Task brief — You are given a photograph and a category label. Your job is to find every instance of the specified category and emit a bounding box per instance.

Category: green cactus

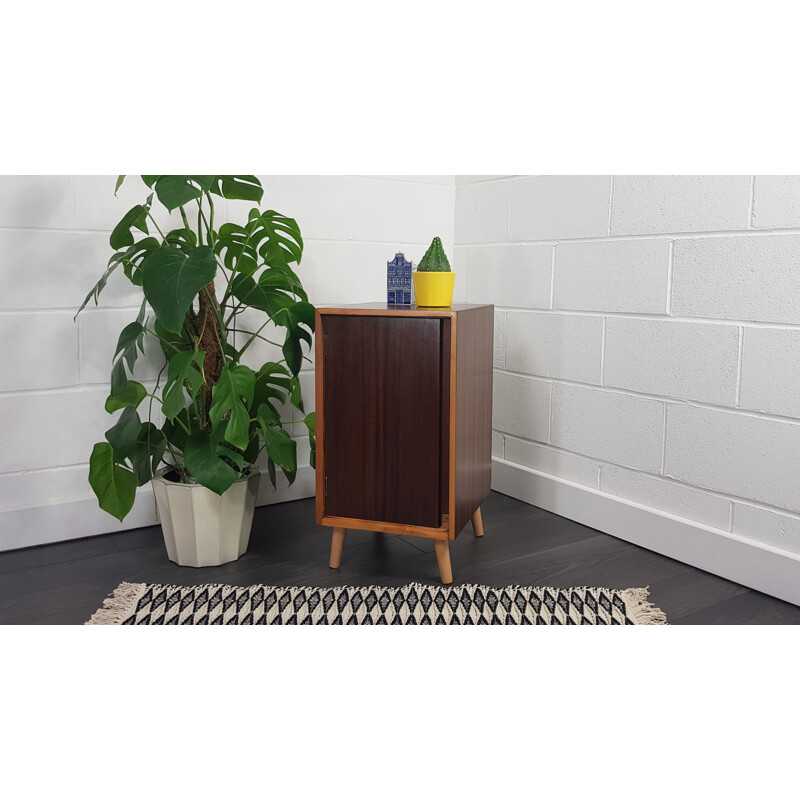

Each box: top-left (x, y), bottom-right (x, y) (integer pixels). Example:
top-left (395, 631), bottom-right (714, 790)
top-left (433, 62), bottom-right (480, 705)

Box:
top-left (417, 236), bottom-right (451, 272)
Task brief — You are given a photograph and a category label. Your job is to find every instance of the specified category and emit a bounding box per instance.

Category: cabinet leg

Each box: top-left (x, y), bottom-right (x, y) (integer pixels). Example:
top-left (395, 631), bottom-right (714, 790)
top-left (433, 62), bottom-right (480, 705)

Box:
top-left (472, 507), bottom-right (484, 537)
top-left (329, 527), bottom-right (346, 568)
top-left (434, 540), bottom-right (453, 585)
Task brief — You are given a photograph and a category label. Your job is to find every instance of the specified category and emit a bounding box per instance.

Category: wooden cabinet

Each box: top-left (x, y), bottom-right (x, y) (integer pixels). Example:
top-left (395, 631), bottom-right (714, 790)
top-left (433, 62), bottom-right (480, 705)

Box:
top-left (315, 303), bottom-right (494, 583)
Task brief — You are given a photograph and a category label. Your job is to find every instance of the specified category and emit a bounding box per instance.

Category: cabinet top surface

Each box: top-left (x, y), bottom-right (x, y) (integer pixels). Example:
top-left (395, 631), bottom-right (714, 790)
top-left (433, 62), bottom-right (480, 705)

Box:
top-left (317, 302), bottom-right (492, 318)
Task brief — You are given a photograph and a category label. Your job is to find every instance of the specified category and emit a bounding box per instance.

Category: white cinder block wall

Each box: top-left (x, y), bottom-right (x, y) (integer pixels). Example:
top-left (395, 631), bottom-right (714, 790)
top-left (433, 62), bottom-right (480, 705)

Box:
top-left (0, 175), bottom-right (456, 550)
top-left (459, 175), bottom-right (800, 603)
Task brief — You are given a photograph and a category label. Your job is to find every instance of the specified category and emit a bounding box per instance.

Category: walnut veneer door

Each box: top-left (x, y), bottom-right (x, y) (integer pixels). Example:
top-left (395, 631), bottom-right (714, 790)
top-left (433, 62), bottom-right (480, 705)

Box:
top-left (323, 315), bottom-right (442, 527)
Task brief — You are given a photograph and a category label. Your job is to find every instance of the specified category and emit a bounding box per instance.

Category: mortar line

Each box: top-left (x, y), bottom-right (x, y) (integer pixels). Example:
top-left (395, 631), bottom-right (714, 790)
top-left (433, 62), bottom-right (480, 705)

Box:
top-left (734, 326), bottom-right (745, 408)
top-left (607, 176), bottom-right (614, 236)
top-left (666, 240), bottom-right (674, 315)
top-left (660, 403), bottom-right (669, 475)
top-left (600, 317), bottom-right (607, 386)
top-left (493, 366), bottom-right (800, 426)
top-left (748, 175), bottom-right (756, 228)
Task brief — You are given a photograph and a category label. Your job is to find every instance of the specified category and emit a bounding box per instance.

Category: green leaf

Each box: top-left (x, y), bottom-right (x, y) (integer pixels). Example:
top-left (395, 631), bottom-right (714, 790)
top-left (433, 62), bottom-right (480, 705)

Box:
top-left (249, 209), bottom-right (303, 268)
top-left (257, 401), bottom-right (280, 427)
top-left (211, 175), bottom-right (263, 203)
top-left (104, 407), bottom-right (141, 462)
top-left (141, 245), bottom-right (217, 333)
top-left (105, 381), bottom-right (146, 413)
top-left (110, 358), bottom-right (128, 396)
top-left (162, 350), bottom-right (206, 420)
top-left (114, 321), bottom-right (145, 372)
top-left (304, 412), bottom-right (316, 470)
top-left (252, 362), bottom-right (291, 411)
top-left (209, 364), bottom-right (255, 449)
top-left (141, 175), bottom-right (160, 188)
top-left (161, 408), bottom-right (190, 453)
top-left (183, 426), bottom-right (240, 495)
top-left (88, 442), bottom-right (138, 521)
top-left (228, 273), bottom-right (294, 318)
top-left (288, 375), bottom-right (304, 413)
top-left (130, 422), bottom-right (167, 486)
top-left (114, 175), bottom-right (126, 195)
top-left (215, 223), bottom-right (258, 275)
top-left (153, 175), bottom-right (204, 211)
top-left (261, 425), bottom-right (297, 474)
top-left (110, 203), bottom-right (150, 250)
top-left (164, 227), bottom-right (198, 252)
top-left (74, 251), bottom-right (126, 318)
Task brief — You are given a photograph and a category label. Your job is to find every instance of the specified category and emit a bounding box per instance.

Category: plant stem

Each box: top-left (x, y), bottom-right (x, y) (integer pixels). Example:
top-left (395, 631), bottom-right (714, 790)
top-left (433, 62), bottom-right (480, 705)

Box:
top-left (147, 212), bottom-right (166, 241)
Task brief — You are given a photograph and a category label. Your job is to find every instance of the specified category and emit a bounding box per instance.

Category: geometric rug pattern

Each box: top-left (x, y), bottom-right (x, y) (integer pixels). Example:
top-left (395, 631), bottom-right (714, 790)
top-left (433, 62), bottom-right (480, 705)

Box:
top-left (86, 582), bottom-right (667, 625)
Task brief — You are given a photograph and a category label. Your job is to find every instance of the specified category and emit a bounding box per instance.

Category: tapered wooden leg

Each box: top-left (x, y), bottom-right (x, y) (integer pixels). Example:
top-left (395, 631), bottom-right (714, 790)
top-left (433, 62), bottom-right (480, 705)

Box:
top-left (434, 540), bottom-right (453, 585)
top-left (329, 527), bottom-right (346, 568)
top-left (471, 507), bottom-right (484, 537)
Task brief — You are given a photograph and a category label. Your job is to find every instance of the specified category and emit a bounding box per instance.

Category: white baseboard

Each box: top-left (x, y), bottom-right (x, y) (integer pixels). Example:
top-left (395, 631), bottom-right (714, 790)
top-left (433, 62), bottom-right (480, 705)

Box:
top-left (492, 457), bottom-right (800, 607)
top-left (0, 466), bottom-right (316, 552)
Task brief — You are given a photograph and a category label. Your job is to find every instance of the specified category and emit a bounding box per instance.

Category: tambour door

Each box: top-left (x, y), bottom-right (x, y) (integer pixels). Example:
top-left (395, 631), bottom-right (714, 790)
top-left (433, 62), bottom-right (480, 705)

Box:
top-left (322, 315), bottom-right (443, 528)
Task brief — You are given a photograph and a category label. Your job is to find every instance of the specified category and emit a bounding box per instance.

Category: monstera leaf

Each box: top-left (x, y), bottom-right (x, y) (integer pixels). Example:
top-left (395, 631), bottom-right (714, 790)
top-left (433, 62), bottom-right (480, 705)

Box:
top-left (162, 350), bottom-right (206, 420)
top-left (210, 175), bottom-right (263, 203)
top-left (183, 422), bottom-right (244, 495)
top-left (151, 175), bottom-right (215, 211)
top-left (88, 442), bottom-right (138, 521)
top-left (141, 245), bottom-right (217, 333)
top-left (209, 364), bottom-right (255, 449)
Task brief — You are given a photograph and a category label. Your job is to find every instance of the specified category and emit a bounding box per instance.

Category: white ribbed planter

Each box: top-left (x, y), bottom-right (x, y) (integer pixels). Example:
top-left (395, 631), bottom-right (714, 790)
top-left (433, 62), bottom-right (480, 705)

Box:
top-left (151, 469), bottom-right (261, 568)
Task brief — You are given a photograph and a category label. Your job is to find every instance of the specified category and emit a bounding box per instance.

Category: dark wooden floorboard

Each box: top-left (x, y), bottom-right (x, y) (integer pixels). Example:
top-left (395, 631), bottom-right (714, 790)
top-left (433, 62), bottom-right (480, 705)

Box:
top-left (1, 490), bottom-right (799, 624)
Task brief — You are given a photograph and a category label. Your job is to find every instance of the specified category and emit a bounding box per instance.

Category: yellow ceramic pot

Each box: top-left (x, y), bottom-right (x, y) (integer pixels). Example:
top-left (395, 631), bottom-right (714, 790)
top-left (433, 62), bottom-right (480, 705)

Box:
top-left (413, 271), bottom-right (456, 307)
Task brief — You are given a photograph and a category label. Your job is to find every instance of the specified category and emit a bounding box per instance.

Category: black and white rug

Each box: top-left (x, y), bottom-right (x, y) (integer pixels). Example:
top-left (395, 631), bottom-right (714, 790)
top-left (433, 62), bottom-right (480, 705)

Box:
top-left (86, 582), bottom-right (667, 625)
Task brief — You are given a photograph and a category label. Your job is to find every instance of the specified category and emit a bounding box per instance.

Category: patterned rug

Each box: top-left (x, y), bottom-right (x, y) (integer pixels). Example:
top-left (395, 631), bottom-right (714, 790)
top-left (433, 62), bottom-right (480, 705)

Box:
top-left (86, 582), bottom-right (667, 625)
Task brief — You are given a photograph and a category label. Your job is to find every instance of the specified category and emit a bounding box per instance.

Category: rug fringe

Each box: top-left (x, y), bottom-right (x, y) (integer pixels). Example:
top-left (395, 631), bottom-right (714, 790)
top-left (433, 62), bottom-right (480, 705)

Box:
top-left (620, 587), bottom-right (668, 626)
top-left (85, 582), bottom-right (148, 625)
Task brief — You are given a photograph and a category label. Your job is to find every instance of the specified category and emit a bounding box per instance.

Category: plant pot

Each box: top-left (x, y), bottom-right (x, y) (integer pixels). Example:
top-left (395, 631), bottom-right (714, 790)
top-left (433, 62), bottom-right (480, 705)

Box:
top-left (413, 271), bottom-right (456, 307)
top-left (151, 468), bottom-right (261, 567)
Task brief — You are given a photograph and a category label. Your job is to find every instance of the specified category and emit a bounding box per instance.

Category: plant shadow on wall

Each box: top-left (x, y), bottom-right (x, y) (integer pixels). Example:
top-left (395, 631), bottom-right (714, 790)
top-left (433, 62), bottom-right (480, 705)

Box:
top-left (75, 176), bottom-right (315, 566)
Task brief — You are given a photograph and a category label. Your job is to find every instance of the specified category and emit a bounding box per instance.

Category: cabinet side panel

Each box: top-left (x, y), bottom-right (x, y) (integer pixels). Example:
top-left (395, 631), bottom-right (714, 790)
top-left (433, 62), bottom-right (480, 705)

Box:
top-left (323, 315), bottom-right (442, 527)
top-left (453, 305), bottom-right (494, 536)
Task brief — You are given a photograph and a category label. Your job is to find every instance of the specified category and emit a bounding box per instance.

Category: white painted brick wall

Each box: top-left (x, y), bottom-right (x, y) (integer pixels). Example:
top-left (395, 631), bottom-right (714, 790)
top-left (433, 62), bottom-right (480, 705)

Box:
top-left (494, 310), bottom-right (506, 369)
top-left (600, 464), bottom-right (731, 530)
top-left (0, 175), bottom-right (74, 229)
top-left (466, 244), bottom-right (552, 309)
top-left (672, 234), bottom-right (800, 323)
top-left (455, 180), bottom-right (511, 244)
top-left (739, 327), bottom-right (800, 418)
top-left (554, 239), bottom-right (671, 313)
top-left (611, 176), bottom-right (751, 235)
top-left (0, 312), bottom-right (80, 390)
top-left (603, 318), bottom-right (740, 405)
top-left (550, 384), bottom-right (664, 472)
top-left (510, 176), bottom-right (611, 241)
top-left (492, 371), bottom-right (550, 442)
top-left (664, 404), bottom-right (800, 513)
top-left (1, 175), bottom-right (456, 549)
top-left (732, 503), bottom-right (800, 555)
top-left (458, 175), bottom-right (800, 566)
top-left (751, 176), bottom-right (800, 229)
top-left (505, 311), bottom-right (603, 384)
top-left (504, 437), bottom-right (600, 488)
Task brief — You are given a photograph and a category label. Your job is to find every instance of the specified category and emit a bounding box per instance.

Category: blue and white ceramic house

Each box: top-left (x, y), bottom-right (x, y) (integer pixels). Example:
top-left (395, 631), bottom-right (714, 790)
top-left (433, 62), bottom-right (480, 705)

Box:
top-left (387, 252), bottom-right (413, 305)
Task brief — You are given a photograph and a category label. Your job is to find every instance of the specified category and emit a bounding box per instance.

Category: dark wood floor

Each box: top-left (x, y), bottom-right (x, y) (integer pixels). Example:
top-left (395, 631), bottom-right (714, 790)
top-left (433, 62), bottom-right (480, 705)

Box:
top-left (2, 490), bottom-right (799, 624)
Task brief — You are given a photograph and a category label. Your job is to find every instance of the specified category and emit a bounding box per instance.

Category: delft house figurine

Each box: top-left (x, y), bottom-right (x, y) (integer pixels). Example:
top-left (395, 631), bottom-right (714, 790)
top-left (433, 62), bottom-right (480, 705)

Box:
top-left (387, 252), bottom-right (414, 305)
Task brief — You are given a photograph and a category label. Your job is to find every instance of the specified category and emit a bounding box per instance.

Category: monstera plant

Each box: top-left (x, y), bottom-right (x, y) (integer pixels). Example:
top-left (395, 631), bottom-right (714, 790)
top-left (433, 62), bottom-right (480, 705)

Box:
top-left (76, 175), bottom-right (315, 531)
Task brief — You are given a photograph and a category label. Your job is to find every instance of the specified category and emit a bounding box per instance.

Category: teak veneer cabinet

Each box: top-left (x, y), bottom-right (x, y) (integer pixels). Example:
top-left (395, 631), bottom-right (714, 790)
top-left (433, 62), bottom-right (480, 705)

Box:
top-left (315, 303), bottom-right (494, 584)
